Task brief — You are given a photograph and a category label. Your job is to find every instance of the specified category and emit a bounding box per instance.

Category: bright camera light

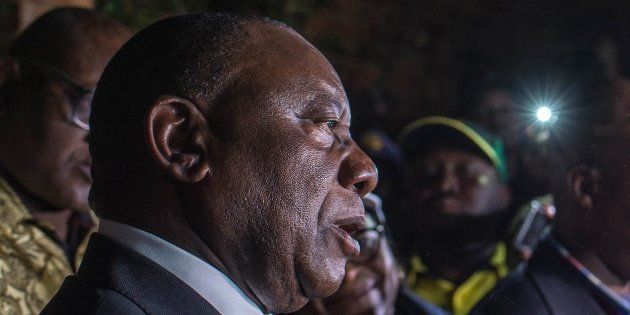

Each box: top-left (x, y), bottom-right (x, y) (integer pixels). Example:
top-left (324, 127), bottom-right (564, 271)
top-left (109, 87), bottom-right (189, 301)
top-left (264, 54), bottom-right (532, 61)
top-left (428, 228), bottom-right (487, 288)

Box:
top-left (536, 106), bottom-right (552, 122)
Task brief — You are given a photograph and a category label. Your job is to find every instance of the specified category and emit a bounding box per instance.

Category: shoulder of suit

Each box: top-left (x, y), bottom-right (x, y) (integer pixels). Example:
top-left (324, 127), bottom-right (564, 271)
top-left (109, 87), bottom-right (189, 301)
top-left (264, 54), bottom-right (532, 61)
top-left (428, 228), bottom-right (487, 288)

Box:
top-left (42, 275), bottom-right (146, 315)
top-left (470, 265), bottom-right (550, 315)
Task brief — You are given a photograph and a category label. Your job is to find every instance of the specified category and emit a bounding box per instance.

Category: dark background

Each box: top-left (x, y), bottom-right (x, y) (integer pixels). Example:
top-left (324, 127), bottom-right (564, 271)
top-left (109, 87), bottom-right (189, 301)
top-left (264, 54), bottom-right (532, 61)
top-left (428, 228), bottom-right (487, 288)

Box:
top-left (3, 0), bottom-right (630, 137)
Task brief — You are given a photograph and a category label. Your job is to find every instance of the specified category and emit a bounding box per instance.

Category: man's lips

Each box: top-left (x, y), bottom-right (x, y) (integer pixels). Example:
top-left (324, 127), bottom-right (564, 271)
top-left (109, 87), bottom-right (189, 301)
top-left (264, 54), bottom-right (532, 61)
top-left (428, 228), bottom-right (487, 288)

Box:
top-left (331, 216), bottom-right (363, 257)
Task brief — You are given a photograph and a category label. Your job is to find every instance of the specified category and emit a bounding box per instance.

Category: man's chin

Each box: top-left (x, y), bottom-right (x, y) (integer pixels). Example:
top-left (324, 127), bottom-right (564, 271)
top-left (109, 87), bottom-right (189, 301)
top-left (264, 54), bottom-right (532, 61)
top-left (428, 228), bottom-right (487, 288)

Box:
top-left (263, 290), bottom-right (309, 314)
top-left (44, 190), bottom-right (90, 213)
top-left (306, 276), bottom-right (345, 300)
top-left (66, 193), bottom-right (92, 212)
top-left (258, 259), bottom-right (344, 313)
top-left (297, 260), bottom-right (346, 299)
top-left (48, 178), bottom-right (91, 211)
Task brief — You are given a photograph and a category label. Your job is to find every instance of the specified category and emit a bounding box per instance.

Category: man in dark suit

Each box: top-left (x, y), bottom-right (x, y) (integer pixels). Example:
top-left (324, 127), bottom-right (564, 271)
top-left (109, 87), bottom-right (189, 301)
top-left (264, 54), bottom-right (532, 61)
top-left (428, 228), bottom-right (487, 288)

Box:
top-left (472, 62), bottom-right (630, 315)
top-left (43, 13), bottom-right (377, 314)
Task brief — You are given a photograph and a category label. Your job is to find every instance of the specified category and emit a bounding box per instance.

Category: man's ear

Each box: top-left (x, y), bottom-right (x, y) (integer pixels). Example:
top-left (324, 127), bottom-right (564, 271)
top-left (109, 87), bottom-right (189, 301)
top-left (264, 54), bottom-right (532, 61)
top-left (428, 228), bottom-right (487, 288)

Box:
top-left (145, 95), bottom-right (211, 183)
top-left (567, 164), bottom-right (601, 209)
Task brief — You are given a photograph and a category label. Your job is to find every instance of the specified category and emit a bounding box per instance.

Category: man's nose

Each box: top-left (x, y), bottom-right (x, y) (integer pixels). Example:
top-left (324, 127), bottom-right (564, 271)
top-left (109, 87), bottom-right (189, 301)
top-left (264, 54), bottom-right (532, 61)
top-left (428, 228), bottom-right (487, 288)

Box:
top-left (438, 169), bottom-right (459, 193)
top-left (338, 144), bottom-right (378, 196)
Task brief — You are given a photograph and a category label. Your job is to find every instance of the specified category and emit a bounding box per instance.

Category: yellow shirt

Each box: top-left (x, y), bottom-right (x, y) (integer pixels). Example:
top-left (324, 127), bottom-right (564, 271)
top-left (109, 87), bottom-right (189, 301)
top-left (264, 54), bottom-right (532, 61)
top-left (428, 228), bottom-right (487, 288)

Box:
top-left (407, 243), bottom-right (509, 315)
top-left (0, 175), bottom-right (90, 315)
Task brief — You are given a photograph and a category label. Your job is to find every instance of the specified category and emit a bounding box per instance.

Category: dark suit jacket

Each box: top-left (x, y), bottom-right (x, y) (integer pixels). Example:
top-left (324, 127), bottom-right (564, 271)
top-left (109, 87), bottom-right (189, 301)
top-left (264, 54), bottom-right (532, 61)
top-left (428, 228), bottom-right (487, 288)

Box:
top-left (41, 233), bottom-right (221, 315)
top-left (395, 286), bottom-right (447, 315)
top-left (471, 238), bottom-right (613, 315)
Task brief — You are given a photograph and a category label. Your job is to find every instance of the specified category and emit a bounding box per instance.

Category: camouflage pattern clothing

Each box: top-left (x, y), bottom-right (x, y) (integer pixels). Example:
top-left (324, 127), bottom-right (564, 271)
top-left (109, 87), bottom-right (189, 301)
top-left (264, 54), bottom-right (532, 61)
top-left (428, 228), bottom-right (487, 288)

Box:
top-left (0, 175), bottom-right (92, 315)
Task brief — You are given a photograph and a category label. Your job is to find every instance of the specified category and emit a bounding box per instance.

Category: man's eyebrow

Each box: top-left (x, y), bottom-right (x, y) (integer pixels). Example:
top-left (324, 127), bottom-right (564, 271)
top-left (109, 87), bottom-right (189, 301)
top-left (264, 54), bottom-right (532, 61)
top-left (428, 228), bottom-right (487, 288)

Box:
top-left (294, 80), bottom-right (349, 118)
top-left (319, 80), bottom-right (348, 107)
top-left (320, 80), bottom-right (347, 103)
top-left (305, 94), bottom-right (345, 116)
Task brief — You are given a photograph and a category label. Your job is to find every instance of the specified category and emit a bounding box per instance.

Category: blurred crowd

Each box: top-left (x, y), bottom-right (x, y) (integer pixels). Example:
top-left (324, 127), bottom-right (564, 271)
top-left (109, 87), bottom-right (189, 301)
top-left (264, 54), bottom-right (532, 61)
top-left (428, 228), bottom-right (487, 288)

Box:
top-left (0, 6), bottom-right (628, 315)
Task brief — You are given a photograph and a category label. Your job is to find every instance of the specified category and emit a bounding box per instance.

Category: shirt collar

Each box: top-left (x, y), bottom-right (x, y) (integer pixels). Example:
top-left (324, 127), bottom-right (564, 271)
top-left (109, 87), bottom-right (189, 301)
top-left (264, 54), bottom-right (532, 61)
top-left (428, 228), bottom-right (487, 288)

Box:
top-left (98, 219), bottom-right (268, 315)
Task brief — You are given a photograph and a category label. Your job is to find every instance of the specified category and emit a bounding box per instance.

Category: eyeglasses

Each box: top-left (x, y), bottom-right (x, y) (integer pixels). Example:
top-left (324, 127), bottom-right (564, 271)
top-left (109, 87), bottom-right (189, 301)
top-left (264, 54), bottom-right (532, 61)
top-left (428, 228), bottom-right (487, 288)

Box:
top-left (15, 57), bottom-right (94, 131)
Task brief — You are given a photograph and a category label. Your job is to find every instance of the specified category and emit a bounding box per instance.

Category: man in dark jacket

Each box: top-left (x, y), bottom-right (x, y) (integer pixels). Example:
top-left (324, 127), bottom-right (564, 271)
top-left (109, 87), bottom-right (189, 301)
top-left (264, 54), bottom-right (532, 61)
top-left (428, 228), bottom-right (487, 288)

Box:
top-left (43, 13), bottom-right (377, 314)
top-left (390, 117), bottom-right (512, 315)
top-left (472, 64), bottom-right (630, 315)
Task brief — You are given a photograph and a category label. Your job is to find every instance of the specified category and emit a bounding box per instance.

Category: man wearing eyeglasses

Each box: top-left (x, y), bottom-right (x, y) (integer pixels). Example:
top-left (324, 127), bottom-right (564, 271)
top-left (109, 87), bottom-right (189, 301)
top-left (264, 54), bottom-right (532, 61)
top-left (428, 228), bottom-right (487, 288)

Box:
top-left (0, 8), bottom-right (130, 314)
top-left (390, 117), bottom-right (512, 315)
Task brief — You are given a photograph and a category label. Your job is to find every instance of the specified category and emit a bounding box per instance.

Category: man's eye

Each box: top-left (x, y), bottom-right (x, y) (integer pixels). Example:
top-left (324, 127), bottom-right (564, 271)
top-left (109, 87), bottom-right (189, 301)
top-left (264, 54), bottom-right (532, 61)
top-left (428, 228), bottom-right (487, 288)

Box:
top-left (326, 120), bottom-right (338, 129)
top-left (315, 119), bottom-right (338, 130)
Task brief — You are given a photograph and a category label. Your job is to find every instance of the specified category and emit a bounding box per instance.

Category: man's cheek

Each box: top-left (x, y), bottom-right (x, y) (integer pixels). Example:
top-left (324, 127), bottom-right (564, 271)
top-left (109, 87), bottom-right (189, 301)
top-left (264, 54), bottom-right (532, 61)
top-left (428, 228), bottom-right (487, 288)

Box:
top-left (307, 128), bottom-right (336, 148)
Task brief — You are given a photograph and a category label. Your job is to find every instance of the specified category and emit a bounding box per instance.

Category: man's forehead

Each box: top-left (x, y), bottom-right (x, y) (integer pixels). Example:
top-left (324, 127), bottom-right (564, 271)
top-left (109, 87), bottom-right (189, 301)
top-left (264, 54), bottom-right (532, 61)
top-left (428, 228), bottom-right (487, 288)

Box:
top-left (28, 34), bottom-right (128, 88)
top-left (242, 22), bottom-right (340, 77)
top-left (222, 22), bottom-right (348, 110)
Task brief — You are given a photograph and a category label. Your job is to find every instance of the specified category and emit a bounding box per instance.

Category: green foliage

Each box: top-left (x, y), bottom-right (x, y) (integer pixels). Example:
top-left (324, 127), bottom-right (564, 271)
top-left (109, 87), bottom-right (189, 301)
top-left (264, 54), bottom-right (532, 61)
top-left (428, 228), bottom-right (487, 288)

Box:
top-left (96, 0), bottom-right (194, 30)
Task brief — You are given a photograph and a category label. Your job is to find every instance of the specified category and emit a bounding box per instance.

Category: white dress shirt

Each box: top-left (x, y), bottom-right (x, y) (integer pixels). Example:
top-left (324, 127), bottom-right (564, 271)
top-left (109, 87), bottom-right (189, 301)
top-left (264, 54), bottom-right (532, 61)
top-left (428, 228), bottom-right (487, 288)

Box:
top-left (99, 219), bottom-right (266, 315)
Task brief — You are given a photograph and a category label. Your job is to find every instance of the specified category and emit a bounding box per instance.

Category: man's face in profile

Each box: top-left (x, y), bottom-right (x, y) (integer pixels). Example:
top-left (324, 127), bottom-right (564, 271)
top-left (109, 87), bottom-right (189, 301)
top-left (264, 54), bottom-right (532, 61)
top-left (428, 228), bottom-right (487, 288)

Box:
top-left (187, 23), bottom-right (376, 312)
top-left (587, 92), bottom-right (630, 280)
top-left (1, 38), bottom-right (125, 212)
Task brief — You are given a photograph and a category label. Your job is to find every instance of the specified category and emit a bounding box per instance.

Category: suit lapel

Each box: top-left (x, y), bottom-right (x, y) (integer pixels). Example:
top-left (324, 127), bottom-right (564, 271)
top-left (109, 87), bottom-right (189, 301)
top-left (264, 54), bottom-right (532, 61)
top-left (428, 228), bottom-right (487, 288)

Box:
top-left (528, 240), bottom-right (606, 315)
top-left (77, 233), bottom-right (221, 315)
